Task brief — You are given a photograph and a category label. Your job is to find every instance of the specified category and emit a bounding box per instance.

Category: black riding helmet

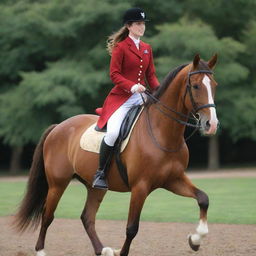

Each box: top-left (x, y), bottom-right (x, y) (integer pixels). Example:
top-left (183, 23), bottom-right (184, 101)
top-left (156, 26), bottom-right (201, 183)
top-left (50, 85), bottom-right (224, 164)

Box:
top-left (123, 7), bottom-right (149, 24)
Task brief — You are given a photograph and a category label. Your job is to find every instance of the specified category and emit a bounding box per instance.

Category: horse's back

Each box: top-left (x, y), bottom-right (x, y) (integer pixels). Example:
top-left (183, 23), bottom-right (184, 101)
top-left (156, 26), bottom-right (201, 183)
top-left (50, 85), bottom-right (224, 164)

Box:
top-left (45, 114), bottom-right (98, 146)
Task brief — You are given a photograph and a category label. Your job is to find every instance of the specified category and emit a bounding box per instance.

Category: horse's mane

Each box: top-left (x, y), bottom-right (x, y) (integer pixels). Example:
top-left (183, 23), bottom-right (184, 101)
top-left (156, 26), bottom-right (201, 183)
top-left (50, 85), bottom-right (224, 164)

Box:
top-left (153, 63), bottom-right (188, 100)
top-left (147, 60), bottom-right (210, 104)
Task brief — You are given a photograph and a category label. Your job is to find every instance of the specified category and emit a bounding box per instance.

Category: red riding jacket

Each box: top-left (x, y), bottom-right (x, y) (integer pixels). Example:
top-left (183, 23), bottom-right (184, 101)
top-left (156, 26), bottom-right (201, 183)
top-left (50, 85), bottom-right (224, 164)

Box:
top-left (96, 36), bottom-right (159, 129)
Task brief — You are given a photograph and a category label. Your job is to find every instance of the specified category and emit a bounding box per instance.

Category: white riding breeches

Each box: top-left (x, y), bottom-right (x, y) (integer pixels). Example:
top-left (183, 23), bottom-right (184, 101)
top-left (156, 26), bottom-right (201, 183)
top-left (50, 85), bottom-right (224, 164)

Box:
top-left (104, 93), bottom-right (145, 146)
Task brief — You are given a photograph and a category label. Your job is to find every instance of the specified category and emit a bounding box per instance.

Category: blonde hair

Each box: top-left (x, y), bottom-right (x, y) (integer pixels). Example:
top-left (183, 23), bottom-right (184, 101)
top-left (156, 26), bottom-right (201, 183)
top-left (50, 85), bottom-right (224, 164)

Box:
top-left (106, 25), bottom-right (130, 55)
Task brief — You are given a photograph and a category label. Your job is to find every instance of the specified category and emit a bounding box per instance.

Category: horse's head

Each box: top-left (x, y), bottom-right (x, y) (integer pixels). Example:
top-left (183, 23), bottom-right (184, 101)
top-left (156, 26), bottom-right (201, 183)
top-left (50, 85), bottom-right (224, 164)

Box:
top-left (184, 54), bottom-right (218, 136)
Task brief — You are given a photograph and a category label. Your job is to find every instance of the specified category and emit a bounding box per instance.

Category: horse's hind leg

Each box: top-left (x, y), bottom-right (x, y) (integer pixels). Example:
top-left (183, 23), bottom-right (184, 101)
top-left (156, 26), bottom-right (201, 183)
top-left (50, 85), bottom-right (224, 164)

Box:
top-left (80, 186), bottom-right (108, 255)
top-left (35, 176), bottom-right (72, 255)
top-left (164, 174), bottom-right (209, 251)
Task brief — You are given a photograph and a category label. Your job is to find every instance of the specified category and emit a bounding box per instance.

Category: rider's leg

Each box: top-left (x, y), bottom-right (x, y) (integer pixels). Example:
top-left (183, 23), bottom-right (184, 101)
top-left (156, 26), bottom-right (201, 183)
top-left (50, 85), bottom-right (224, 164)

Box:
top-left (92, 93), bottom-right (144, 190)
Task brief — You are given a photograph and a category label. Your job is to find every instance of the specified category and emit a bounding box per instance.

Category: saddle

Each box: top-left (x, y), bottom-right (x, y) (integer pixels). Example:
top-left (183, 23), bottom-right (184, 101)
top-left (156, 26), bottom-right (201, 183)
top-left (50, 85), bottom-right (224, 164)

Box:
top-left (80, 105), bottom-right (143, 187)
top-left (95, 105), bottom-right (142, 136)
top-left (113, 105), bottom-right (143, 188)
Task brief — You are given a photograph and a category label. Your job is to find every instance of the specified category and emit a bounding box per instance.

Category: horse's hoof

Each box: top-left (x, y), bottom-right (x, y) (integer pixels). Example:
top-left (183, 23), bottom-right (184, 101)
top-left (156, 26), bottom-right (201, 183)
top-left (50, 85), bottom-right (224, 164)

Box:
top-left (188, 235), bottom-right (200, 251)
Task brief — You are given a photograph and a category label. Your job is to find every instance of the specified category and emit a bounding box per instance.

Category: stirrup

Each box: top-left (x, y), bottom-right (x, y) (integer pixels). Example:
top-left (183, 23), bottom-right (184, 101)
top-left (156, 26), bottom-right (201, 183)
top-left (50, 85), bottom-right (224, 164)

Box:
top-left (92, 170), bottom-right (108, 190)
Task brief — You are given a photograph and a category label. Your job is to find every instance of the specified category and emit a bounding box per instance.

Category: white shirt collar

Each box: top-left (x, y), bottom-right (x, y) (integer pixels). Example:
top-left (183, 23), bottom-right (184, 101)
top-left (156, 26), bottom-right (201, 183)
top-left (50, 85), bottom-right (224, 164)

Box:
top-left (129, 35), bottom-right (140, 49)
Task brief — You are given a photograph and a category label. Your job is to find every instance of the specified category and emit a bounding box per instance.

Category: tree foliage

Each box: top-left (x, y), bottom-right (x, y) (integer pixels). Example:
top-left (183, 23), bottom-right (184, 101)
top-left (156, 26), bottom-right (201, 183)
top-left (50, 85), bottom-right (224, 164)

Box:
top-left (0, 0), bottom-right (128, 145)
top-left (0, 0), bottom-right (256, 152)
top-left (185, 0), bottom-right (256, 39)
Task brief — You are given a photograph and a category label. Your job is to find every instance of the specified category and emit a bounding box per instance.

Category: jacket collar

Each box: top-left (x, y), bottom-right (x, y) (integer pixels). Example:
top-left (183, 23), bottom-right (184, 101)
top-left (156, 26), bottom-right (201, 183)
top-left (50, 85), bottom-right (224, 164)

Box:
top-left (124, 36), bottom-right (145, 58)
top-left (129, 35), bottom-right (140, 48)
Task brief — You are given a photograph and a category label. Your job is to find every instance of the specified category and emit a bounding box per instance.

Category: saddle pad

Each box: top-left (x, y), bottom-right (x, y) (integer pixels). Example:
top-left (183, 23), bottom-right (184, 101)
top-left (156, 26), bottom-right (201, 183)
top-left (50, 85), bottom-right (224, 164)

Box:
top-left (80, 108), bottom-right (143, 153)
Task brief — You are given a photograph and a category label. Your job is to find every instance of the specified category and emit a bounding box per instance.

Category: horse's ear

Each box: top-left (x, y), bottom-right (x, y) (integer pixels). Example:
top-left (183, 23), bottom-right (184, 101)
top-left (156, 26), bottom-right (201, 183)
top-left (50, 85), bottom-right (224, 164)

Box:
top-left (193, 54), bottom-right (200, 69)
top-left (208, 54), bottom-right (218, 69)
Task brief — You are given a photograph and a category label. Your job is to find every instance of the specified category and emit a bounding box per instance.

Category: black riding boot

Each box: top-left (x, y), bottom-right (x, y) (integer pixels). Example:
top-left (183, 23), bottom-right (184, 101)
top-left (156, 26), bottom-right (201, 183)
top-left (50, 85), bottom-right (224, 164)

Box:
top-left (92, 139), bottom-right (114, 190)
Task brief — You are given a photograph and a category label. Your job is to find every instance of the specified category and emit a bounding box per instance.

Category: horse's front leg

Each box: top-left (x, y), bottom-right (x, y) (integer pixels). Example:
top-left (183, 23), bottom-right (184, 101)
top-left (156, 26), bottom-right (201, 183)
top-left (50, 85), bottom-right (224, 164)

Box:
top-left (120, 184), bottom-right (149, 256)
top-left (164, 174), bottom-right (209, 251)
top-left (188, 188), bottom-right (209, 251)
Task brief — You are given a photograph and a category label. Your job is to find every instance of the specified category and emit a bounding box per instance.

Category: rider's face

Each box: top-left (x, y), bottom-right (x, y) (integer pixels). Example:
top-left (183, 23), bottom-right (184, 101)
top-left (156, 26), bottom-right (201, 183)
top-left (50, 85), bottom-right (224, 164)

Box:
top-left (127, 21), bottom-right (146, 39)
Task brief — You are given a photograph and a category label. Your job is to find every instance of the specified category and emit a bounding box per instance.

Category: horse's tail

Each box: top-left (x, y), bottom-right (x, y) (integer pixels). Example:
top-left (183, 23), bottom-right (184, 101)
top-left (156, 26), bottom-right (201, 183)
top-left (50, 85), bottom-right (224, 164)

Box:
top-left (14, 124), bottom-right (57, 233)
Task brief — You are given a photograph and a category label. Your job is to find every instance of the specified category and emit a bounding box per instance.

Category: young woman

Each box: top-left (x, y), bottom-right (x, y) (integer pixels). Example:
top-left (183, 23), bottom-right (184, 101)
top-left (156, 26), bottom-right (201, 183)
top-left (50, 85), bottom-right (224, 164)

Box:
top-left (92, 7), bottom-right (160, 189)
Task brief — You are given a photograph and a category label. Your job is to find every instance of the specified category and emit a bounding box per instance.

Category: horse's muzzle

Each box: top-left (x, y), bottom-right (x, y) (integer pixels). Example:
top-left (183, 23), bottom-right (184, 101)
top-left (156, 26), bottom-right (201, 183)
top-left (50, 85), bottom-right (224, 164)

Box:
top-left (199, 115), bottom-right (219, 136)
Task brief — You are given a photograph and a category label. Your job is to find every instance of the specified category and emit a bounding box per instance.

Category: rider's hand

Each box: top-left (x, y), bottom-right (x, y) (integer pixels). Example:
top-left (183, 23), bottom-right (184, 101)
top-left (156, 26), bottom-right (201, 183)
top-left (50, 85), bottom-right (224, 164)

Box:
top-left (131, 83), bottom-right (146, 93)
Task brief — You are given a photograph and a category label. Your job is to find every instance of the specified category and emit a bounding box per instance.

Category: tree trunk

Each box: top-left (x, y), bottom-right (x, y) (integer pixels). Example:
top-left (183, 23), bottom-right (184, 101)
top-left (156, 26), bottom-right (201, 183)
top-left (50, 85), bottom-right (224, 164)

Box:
top-left (207, 136), bottom-right (220, 170)
top-left (9, 146), bottom-right (23, 174)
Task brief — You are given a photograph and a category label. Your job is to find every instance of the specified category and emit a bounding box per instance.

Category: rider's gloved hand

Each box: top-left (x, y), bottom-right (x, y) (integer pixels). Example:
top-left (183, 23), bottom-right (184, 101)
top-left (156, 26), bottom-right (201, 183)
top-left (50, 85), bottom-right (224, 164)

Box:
top-left (131, 83), bottom-right (146, 93)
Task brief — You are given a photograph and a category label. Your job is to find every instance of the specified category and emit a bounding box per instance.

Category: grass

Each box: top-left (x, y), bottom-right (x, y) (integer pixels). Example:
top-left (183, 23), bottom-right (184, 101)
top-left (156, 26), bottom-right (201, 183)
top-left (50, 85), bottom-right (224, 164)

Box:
top-left (0, 177), bottom-right (255, 224)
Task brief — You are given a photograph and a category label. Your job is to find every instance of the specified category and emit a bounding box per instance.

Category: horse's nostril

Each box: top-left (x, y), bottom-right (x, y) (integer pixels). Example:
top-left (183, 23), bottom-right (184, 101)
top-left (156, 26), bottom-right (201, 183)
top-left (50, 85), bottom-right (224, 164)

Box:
top-left (206, 120), bottom-right (211, 130)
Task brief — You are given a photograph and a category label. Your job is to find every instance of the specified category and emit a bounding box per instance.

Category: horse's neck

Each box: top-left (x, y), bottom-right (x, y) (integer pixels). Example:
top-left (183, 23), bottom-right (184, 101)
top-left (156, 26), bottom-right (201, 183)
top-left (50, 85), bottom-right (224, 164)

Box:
top-left (149, 73), bottom-right (188, 149)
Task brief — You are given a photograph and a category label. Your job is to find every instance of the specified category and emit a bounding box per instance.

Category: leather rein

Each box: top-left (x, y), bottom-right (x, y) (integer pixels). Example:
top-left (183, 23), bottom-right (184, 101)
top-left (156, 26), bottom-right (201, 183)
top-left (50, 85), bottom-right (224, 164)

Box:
top-left (143, 69), bottom-right (215, 153)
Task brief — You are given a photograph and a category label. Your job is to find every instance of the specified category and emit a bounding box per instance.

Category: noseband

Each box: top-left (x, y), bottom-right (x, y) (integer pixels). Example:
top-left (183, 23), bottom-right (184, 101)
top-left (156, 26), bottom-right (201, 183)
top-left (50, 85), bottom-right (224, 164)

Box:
top-left (185, 70), bottom-right (216, 113)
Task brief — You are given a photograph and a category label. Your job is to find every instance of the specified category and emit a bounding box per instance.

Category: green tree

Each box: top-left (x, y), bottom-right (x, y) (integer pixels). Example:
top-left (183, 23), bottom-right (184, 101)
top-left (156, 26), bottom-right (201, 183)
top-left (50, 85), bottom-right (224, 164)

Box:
top-left (0, 0), bottom-right (129, 172)
top-left (185, 0), bottom-right (256, 39)
top-left (225, 20), bottom-right (256, 141)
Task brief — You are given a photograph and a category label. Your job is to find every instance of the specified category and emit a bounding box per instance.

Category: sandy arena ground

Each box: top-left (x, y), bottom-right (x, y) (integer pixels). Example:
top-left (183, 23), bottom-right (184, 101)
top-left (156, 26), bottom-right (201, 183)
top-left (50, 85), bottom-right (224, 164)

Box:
top-left (1, 217), bottom-right (256, 256)
top-left (1, 169), bottom-right (256, 256)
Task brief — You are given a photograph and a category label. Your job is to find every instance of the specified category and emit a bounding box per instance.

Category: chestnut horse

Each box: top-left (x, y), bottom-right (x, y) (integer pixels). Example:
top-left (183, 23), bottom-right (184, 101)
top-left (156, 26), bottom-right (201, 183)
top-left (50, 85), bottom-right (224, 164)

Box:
top-left (15, 54), bottom-right (218, 256)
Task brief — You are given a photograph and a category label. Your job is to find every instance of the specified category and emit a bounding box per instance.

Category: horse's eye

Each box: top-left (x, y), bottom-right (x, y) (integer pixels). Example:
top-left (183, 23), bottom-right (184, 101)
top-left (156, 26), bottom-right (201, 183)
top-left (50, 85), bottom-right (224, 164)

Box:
top-left (193, 84), bottom-right (199, 89)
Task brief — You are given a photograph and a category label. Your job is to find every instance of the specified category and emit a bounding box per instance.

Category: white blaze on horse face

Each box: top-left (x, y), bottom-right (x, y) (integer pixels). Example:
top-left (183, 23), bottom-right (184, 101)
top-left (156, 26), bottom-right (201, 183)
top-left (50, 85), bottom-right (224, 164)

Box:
top-left (202, 75), bottom-right (218, 134)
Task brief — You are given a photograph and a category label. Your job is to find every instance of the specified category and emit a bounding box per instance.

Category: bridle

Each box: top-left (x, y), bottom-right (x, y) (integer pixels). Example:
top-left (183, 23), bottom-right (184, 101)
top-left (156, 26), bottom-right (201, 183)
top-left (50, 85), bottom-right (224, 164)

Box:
top-left (185, 70), bottom-right (216, 113)
top-left (143, 69), bottom-right (216, 153)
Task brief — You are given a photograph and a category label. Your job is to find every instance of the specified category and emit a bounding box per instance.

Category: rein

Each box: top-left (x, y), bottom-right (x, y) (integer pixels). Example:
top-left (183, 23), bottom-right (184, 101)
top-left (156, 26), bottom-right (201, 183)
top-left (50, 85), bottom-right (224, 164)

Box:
top-left (144, 106), bottom-right (199, 153)
top-left (143, 69), bottom-right (216, 153)
top-left (144, 90), bottom-right (199, 128)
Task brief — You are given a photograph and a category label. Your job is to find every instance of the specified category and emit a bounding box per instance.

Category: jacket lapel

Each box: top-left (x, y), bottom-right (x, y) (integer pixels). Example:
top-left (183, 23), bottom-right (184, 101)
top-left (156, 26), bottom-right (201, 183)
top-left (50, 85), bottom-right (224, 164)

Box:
top-left (125, 37), bottom-right (142, 58)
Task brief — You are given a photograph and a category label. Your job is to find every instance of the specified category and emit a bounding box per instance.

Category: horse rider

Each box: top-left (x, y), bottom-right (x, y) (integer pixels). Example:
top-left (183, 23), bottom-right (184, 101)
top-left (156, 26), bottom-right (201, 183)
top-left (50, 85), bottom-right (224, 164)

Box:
top-left (92, 7), bottom-right (160, 189)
